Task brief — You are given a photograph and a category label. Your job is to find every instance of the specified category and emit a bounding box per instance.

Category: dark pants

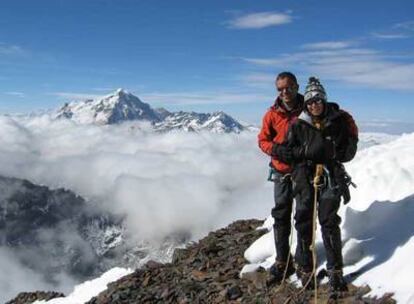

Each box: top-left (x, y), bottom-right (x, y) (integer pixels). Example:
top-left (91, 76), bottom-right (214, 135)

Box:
top-left (294, 185), bottom-right (343, 271)
top-left (271, 171), bottom-right (294, 263)
top-left (271, 170), bottom-right (344, 271)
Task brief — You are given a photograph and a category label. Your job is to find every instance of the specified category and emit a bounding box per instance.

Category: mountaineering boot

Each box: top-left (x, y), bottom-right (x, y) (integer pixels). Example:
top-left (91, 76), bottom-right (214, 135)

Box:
top-left (328, 269), bottom-right (348, 295)
top-left (267, 258), bottom-right (296, 286)
top-left (296, 267), bottom-right (315, 290)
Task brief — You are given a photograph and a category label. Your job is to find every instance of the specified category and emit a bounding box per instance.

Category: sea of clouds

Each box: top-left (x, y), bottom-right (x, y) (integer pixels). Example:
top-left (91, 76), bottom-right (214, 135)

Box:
top-left (2, 114), bottom-right (408, 302)
top-left (0, 114), bottom-right (273, 301)
top-left (0, 115), bottom-right (274, 239)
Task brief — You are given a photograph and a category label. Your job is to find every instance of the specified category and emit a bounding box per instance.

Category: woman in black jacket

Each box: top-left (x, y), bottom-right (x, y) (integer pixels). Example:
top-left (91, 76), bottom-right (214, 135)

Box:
top-left (286, 77), bottom-right (358, 293)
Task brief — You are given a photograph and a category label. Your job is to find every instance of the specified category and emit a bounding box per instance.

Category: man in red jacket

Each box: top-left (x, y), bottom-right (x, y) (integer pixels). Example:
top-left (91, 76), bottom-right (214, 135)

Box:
top-left (258, 71), bottom-right (304, 283)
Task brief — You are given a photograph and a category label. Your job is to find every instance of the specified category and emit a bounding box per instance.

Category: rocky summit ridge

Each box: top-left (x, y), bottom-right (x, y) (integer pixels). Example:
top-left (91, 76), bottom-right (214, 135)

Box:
top-left (55, 89), bottom-right (245, 133)
top-left (8, 219), bottom-right (396, 304)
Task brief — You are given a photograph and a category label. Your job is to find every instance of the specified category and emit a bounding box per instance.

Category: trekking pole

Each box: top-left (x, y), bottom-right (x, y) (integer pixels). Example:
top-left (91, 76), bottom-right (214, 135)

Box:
top-left (282, 171), bottom-right (321, 304)
top-left (310, 120), bottom-right (324, 304)
top-left (311, 164), bottom-right (323, 304)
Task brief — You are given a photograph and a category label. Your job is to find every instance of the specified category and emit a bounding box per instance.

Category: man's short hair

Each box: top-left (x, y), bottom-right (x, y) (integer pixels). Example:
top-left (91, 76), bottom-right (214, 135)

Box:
top-left (276, 71), bottom-right (298, 85)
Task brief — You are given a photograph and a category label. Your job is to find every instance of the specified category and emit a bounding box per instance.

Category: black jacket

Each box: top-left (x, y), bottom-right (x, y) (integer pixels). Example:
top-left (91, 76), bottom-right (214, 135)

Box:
top-left (287, 102), bottom-right (358, 195)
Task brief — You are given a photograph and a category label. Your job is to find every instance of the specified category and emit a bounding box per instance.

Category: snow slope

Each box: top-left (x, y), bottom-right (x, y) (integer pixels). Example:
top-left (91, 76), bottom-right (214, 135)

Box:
top-left (33, 268), bottom-right (132, 304)
top-left (243, 132), bottom-right (414, 303)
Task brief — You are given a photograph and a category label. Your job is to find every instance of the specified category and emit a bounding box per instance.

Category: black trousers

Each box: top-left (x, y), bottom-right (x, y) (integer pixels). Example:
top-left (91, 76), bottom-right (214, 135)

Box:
top-left (271, 170), bottom-right (344, 271)
top-left (271, 170), bottom-right (294, 263)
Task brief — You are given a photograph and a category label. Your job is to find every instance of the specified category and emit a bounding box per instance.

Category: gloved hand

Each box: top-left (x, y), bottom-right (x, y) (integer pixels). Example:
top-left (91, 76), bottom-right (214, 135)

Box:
top-left (271, 144), bottom-right (293, 163)
top-left (291, 146), bottom-right (305, 160)
top-left (303, 137), bottom-right (335, 163)
top-left (332, 163), bottom-right (352, 204)
top-left (339, 184), bottom-right (351, 204)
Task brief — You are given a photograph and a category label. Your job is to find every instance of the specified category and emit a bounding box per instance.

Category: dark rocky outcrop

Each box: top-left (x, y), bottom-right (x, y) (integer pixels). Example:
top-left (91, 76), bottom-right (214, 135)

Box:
top-left (6, 219), bottom-right (397, 304)
top-left (5, 291), bottom-right (65, 304)
top-left (85, 219), bottom-right (395, 304)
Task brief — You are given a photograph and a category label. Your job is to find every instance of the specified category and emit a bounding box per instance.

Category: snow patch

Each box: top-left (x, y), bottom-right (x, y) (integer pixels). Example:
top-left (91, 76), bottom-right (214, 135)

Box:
top-left (243, 133), bottom-right (414, 303)
top-left (34, 267), bottom-right (132, 304)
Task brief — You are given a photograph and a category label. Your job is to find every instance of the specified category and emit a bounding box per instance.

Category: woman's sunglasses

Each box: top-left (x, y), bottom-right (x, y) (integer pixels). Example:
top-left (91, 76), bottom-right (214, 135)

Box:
top-left (306, 99), bottom-right (324, 106)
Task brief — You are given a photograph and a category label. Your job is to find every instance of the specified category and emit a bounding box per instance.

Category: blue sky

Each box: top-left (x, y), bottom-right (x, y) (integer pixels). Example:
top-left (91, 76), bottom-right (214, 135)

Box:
top-left (0, 0), bottom-right (413, 128)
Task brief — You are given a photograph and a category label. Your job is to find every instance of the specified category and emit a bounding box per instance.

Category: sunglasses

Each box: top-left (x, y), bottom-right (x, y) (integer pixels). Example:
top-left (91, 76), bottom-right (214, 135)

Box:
top-left (306, 99), bottom-right (324, 106)
top-left (277, 86), bottom-right (296, 94)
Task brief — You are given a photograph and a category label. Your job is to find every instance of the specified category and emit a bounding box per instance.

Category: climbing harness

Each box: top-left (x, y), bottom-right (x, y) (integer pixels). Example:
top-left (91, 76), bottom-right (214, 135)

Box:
top-left (267, 167), bottom-right (291, 183)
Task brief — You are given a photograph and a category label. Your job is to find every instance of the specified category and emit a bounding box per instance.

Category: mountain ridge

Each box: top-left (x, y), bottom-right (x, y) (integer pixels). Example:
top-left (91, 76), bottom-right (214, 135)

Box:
top-left (55, 89), bottom-right (245, 133)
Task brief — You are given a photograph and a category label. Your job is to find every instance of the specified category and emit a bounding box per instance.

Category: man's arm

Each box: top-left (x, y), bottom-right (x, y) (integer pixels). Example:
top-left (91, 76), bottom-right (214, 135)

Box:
top-left (257, 111), bottom-right (276, 156)
top-left (258, 111), bottom-right (294, 163)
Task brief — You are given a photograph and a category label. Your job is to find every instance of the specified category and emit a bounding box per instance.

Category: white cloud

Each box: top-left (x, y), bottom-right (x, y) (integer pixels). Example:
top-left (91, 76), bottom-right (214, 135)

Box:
top-left (240, 73), bottom-right (276, 88)
top-left (91, 87), bottom-right (117, 92)
top-left (227, 12), bottom-right (292, 29)
top-left (47, 90), bottom-right (269, 106)
top-left (394, 20), bottom-right (414, 31)
top-left (0, 115), bottom-right (271, 242)
top-left (242, 47), bottom-right (414, 91)
top-left (0, 115), bottom-right (275, 300)
top-left (371, 32), bottom-right (409, 39)
top-left (49, 92), bottom-right (104, 100)
top-left (302, 41), bottom-right (354, 50)
top-left (141, 91), bottom-right (270, 105)
top-left (0, 43), bottom-right (27, 56)
top-left (4, 91), bottom-right (25, 98)
top-left (0, 247), bottom-right (75, 303)
top-left (371, 20), bottom-right (414, 40)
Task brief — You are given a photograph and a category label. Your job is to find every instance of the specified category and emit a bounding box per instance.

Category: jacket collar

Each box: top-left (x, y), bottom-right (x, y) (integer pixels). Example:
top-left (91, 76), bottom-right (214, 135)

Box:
top-left (271, 94), bottom-right (304, 116)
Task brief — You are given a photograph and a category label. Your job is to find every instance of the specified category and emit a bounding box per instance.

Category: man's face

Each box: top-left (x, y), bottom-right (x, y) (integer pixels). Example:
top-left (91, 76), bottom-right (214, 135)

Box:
top-left (276, 77), bottom-right (298, 105)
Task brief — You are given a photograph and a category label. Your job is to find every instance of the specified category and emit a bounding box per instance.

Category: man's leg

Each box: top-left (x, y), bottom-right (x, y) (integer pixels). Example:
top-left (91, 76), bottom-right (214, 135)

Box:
top-left (319, 189), bottom-right (348, 292)
top-left (271, 172), bottom-right (293, 263)
top-left (268, 172), bottom-right (295, 284)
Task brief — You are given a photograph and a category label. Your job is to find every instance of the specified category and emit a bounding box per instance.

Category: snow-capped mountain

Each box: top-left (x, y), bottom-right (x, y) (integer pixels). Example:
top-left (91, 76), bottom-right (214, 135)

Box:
top-left (55, 89), bottom-right (161, 125)
top-left (55, 89), bottom-right (245, 133)
top-left (153, 110), bottom-right (245, 133)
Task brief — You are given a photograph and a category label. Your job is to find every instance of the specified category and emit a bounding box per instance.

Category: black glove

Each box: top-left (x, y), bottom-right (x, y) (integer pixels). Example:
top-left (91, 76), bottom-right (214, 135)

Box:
top-left (271, 144), bottom-right (293, 163)
top-left (303, 138), bottom-right (335, 163)
top-left (291, 146), bottom-right (305, 160)
top-left (332, 163), bottom-right (352, 204)
top-left (341, 185), bottom-right (351, 204)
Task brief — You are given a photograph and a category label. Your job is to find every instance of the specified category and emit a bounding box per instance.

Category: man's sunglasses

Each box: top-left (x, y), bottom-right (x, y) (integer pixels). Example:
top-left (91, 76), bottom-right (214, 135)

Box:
top-left (277, 86), bottom-right (296, 94)
top-left (306, 99), bottom-right (324, 106)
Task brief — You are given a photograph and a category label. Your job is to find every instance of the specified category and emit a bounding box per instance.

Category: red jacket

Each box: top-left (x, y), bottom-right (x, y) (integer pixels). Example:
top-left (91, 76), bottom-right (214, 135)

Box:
top-left (258, 95), bottom-right (304, 173)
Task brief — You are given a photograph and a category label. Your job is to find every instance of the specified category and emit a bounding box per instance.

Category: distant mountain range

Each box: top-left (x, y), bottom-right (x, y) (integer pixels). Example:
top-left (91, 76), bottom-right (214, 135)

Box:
top-left (55, 89), bottom-right (246, 133)
top-left (0, 175), bottom-right (185, 287)
top-left (0, 175), bottom-right (123, 281)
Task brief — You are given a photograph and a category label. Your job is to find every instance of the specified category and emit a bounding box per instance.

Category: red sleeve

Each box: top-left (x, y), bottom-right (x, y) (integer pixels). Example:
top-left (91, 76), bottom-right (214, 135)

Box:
top-left (341, 110), bottom-right (358, 139)
top-left (257, 110), bottom-right (276, 156)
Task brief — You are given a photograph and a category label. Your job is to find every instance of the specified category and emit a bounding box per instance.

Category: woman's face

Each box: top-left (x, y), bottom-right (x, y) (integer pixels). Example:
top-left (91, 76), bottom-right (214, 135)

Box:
top-left (306, 99), bottom-right (325, 117)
